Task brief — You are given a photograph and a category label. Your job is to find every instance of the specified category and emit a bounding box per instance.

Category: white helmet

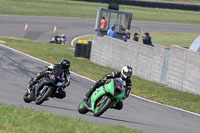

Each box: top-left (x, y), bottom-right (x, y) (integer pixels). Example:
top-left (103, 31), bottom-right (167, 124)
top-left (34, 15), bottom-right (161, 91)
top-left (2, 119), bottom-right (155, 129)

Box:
top-left (61, 34), bottom-right (65, 37)
top-left (121, 65), bottom-right (132, 79)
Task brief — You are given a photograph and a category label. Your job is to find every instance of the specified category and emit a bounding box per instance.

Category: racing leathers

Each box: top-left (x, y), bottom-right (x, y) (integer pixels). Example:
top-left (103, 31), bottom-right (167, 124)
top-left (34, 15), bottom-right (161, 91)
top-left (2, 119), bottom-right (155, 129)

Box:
top-left (29, 64), bottom-right (70, 99)
top-left (84, 72), bottom-right (132, 110)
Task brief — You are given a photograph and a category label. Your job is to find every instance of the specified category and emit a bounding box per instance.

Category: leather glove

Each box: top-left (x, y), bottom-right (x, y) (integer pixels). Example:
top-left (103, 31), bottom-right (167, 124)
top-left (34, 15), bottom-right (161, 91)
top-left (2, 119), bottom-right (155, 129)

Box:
top-left (102, 76), bottom-right (107, 83)
top-left (44, 71), bottom-right (51, 75)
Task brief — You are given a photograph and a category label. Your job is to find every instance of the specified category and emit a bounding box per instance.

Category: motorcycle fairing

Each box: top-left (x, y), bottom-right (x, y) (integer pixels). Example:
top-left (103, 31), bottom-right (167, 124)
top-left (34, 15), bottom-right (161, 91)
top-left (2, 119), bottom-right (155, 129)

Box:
top-left (91, 86), bottom-right (107, 111)
top-left (34, 77), bottom-right (53, 97)
top-left (90, 79), bottom-right (125, 112)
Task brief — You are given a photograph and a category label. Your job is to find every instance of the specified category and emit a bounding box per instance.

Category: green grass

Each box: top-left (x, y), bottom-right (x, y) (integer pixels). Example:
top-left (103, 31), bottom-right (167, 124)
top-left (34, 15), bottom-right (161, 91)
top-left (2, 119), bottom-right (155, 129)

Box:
top-left (75, 33), bottom-right (199, 47)
top-left (0, 36), bottom-right (200, 114)
top-left (142, 32), bottom-right (198, 47)
top-left (0, 0), bottom-right (200, 24)
top-left (152, 0), bottom-right (200, 4)
top-left (0, 104), bottom-right (143, 133)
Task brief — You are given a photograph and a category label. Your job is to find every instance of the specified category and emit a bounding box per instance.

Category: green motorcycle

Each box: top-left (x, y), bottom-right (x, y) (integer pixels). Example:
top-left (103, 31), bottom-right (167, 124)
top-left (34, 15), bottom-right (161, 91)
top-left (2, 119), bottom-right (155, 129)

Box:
top-left (78, 78), bottom-right (125, 117)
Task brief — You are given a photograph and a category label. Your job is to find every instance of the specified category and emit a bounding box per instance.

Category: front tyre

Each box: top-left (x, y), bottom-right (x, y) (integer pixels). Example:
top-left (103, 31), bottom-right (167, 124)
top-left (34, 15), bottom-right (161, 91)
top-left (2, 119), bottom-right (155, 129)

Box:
top-left (78, 101), bottom-right (89, 114)
top-left (23, 92), bottom-right (32, 103)
top-left (35, 85), bottom-right (52, 105)
top-left (93, 96), bottom-right (112, 117)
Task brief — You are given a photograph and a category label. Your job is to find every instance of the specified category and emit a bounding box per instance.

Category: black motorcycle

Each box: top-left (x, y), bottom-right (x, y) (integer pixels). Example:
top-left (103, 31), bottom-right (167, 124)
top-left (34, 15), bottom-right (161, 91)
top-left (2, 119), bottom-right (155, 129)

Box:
top-left (23, 70), bottom-right (68, 105)
top-left (49, 35), bottom-right (66, 45)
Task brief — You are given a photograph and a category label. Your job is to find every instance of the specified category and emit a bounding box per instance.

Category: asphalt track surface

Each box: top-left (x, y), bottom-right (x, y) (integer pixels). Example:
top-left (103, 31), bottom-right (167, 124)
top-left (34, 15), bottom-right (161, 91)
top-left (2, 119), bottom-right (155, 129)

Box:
top-left (0, 15), bottom-right (200, 133)
top-left (0, 15), bottom-right (200, 44)
top-left (1, 46), bottom-right (200, 133)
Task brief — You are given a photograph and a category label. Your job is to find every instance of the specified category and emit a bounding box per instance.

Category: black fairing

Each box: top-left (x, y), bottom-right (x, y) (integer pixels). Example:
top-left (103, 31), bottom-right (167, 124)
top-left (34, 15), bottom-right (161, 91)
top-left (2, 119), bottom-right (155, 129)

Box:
top-left (34, 77), bottom-right (54, 97)
top-left (113, 78), bottom-right (124, 97)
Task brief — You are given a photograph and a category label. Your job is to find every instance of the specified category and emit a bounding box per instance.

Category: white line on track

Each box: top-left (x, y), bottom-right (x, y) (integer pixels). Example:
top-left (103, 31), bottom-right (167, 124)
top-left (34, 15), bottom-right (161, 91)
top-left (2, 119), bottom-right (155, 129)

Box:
top-left (1, 43), bottom-right (200, 117)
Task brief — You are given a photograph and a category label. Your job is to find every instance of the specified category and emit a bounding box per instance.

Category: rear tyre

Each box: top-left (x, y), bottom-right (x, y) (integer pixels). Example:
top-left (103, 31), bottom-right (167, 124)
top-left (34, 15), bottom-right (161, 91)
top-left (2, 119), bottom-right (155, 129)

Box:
top-left (35, 85), bottom-right (52, 105)
top-left (93, 96), bottom-right (112, 117)
top-left (23, 92), bottom-right (32, 103)
top-left (78, 101), bottom-right (89, 114)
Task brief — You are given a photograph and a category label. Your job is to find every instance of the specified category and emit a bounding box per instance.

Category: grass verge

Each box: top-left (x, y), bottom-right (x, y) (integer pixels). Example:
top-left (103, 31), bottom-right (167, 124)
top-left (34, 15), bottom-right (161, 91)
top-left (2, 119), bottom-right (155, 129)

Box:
top-left (0, 36), bottom-right (200, 114)
top-left (74, 33), bottom-right (199, 48)
top-left (150, 32), bottom-right (199, 47)
top-left (0, 0), bottom-right (200, 24)
top-left (149, 0), bottom-right (200, 4)
top-left (0, 104), bottom-right (143, 133)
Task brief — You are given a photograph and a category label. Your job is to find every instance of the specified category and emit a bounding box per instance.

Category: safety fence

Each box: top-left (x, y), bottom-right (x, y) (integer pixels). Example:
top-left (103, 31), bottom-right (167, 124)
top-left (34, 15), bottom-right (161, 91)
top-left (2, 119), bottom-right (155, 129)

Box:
top-left (75, 0), bottom-right (200, 11)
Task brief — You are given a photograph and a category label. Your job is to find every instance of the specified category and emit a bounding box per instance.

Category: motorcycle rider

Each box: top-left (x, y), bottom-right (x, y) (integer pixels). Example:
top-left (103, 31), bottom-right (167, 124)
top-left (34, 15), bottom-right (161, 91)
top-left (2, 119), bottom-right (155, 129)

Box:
top-left (83, 65), bottom-right (132, 110)
top-left (28, 59), bottom-right (71, 99)
top-left (54, 35), bottom-right (60, 44)
top-left (60, 34), bottom-right (66, 45)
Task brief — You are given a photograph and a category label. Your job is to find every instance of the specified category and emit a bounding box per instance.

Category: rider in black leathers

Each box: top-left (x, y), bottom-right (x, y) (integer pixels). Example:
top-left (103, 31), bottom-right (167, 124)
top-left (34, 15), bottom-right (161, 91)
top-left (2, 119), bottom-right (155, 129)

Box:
top-left (84, 65), bottom-right (132, 110)
top-left (28, 59), bottom-right (70, 99)
top-left (52, 34), bottom-right (66, 44)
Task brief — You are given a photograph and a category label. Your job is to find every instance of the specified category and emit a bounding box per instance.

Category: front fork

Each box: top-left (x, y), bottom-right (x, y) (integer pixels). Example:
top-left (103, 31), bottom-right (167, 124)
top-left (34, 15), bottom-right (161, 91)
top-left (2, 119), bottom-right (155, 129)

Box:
top-left (26, 85), bottom-right (35, 101)
top-left (26, 86), bottom-right (31, 94)
top-left (96, 95), bottom-right (108, 107)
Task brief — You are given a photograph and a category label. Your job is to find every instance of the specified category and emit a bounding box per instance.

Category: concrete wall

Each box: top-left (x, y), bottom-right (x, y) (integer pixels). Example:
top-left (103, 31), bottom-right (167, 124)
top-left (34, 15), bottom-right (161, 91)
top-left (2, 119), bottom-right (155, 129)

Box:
top-left (90, 36), bottom-right (166, 83)
top-left (90, 36), bottom-right (200, 95)
top-left (166, 45), bottom-right (200, 94)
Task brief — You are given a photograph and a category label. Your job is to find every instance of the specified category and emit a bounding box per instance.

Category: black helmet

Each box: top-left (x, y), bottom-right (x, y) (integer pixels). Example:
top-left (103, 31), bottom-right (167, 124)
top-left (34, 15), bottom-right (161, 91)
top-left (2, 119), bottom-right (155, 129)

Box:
top-left (60, 59), bottom-right (70, 69)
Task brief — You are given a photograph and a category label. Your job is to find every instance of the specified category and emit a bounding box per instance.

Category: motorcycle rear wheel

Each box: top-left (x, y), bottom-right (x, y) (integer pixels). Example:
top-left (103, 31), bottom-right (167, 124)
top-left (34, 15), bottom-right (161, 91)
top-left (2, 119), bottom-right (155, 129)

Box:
top-left (35, 85), bottom-right (52, 105)
top-left (78, 101), bottom-right (89, 114)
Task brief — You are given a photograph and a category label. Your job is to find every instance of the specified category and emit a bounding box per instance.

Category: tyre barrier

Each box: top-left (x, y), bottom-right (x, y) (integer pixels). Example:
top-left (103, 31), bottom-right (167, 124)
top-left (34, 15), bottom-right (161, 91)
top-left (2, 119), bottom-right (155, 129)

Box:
top-left (74, 42), bottom-right (92, 59)
top-left (76, 0), bottom-right (200, 11)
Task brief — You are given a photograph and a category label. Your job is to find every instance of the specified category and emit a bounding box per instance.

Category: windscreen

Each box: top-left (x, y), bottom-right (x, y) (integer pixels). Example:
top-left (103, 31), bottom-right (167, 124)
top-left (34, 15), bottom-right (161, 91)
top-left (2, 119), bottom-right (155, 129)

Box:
top-left (114, 78), bottom-right (124, 92)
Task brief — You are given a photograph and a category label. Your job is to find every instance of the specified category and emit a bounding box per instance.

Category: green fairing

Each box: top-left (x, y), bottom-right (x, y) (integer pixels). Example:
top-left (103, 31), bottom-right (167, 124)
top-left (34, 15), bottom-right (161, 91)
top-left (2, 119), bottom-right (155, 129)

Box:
top-left (91, 86), bottom-right (106, 111)
top-left (115, 91), bottom-right (125, 99)
top-left (104, 80), bottom-right (114, 95)
top-left (105, 79), bottom-right (125, 100)
top-left (109, 91), bottom-right (125, 108)
top-left (79, 102), bottom-right (85, 108)
top-left (91, 79), bottom-right (125, 111)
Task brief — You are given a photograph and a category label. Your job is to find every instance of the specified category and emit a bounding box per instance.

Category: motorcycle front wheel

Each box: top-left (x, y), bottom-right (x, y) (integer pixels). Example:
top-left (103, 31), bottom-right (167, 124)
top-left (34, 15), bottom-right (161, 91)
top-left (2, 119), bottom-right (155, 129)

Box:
top-left (93, 96), bottom-right (112, 117)
top-left (35, 85), bottom-right (52, 105)
top-left (23, 92), bottom-right (32, 103)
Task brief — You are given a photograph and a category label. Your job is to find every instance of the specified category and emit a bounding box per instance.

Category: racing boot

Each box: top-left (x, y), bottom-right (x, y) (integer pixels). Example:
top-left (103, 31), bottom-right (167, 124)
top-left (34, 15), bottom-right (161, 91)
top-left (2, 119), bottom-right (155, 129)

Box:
top-left (55, 88), bottom-right (66, 99)
top-left (111, 100), bottom-right (123, 110)
top-left (83, 80), bottom-right (104, 102)
top-left (83, 85), bottom-right (97, 102)
top-left (28, 78), bottom-right (38, 89)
